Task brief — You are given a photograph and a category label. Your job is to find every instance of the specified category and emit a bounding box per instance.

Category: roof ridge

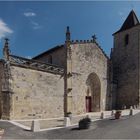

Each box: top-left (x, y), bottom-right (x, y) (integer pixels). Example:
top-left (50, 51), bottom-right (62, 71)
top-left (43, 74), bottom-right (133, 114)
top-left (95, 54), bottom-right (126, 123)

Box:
top-left (113, 10), bottom-right (139, 35)
top-left (33, 45), bottom-right (64, 59)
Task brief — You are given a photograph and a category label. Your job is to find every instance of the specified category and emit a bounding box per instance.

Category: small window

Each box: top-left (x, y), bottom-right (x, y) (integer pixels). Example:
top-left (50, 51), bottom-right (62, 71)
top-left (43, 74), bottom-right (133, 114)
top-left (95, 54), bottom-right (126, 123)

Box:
top-left (48, 55), bottom-right (52, 64)
top-left (125, 34), bottom-right (129, 45)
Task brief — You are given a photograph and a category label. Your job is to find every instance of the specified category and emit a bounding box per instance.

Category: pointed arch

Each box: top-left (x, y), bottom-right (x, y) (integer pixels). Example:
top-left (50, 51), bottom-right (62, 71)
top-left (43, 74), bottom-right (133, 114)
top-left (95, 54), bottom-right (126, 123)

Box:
top-left (86, 72), bottom-right (101, 112)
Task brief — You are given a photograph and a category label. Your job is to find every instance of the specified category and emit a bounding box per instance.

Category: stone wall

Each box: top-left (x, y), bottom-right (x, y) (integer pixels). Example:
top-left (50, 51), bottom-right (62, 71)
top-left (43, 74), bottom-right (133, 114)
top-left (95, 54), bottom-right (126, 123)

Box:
top-left (9, 65), bottom-right (64, 120)
top-left (112, 25), bottom-right (140, 109)
top-left (70, 43), bottom-right (109, 115)
top-left (34, 46), bottom-right (65, 68)
top-left (0, 41), bottom-right (110, 119)
top-left (33, 42), bottom-right (109, 115)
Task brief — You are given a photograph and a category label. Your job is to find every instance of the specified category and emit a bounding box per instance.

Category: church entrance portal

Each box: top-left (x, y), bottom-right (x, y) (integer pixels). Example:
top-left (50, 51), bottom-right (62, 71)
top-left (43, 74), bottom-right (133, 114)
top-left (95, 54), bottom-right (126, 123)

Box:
top-left (86, 73), bottom-right (101, 112)
top-left (86, 96), bottom-right (92, 112)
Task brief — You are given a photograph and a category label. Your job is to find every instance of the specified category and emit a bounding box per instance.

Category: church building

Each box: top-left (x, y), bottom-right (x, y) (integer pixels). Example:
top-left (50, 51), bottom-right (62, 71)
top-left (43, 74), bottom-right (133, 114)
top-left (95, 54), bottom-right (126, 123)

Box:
top-left (0, 10), bottom-right (139, 120)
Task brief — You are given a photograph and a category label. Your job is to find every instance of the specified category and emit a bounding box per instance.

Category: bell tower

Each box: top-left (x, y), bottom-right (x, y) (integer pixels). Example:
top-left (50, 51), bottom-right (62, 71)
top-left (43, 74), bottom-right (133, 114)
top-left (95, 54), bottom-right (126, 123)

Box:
top-left (111, 10), bottom-right (140, 109)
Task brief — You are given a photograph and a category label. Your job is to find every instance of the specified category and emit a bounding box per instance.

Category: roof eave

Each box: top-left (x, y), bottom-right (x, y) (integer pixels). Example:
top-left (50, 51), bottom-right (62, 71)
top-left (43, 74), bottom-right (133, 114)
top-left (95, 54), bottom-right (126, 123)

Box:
top-left (112, 23), bottom-right (140, 36)
top-left (32, 45), bottom-right (64, 59)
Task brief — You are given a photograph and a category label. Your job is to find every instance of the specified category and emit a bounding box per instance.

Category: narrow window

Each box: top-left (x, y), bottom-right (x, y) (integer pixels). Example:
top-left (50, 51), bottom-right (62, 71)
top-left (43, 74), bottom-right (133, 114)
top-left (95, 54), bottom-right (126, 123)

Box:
top-left (125, 34), bottom-right (129, 45)
top-left (48, 55), bottom-right (52, 64)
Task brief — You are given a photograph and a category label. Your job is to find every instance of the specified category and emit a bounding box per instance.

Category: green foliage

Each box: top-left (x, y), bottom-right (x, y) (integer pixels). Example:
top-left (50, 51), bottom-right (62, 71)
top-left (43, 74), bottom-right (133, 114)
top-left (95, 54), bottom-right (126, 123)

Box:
top-left (79, 116), bottom-right (91, 129)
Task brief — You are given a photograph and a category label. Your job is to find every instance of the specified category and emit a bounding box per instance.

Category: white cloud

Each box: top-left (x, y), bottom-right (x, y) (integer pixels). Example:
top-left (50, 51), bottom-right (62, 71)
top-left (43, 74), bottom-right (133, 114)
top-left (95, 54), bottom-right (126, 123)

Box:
top-left (0, 19), bottom-right (13, 39)
top-left (31, 21), bottom-right (39, 26)
top-left (24, 12), bottom-right (36, 17)
top-left (31, 21), bottom-right (42, 30)
top-left (23, 10), bottom-right (42, 30)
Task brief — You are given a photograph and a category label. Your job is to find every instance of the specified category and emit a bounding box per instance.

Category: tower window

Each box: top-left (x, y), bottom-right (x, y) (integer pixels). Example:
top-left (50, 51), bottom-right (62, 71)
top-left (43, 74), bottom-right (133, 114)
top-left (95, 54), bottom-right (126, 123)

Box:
top-left (48, 55), bottom-right (52, 64)
top-left (125, 34), bottom-right (129, 45)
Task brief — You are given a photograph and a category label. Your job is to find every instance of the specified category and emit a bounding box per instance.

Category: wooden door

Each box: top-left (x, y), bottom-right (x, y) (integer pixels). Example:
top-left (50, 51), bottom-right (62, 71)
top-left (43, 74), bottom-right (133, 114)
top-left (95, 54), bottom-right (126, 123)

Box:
top-left (86, 96), bottom-right (92, 112)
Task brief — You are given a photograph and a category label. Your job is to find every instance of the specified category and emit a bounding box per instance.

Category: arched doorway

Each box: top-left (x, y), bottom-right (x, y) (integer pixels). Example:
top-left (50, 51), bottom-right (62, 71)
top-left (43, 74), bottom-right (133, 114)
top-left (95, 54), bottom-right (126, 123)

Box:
top-left (86, 73), bottom-right (101, 112)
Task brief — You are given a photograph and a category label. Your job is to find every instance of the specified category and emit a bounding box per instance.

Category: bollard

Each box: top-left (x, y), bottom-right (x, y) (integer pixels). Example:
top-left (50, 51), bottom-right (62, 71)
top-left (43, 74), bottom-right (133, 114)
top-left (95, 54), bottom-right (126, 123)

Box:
top-left (111, 110), bottom-right (114, 116)
top-left (64, 117), bottom-right (71, 127)
top-left (124, 105), bottom-right (126, 109)
top-left (134, 105), bottom-right (136, 109)
top-left (129, 107), bottom-right (133, 116)
top-left (31, 120), bottom-right (40, 132)
top-left (100, 112), bottom-right (104, 119)
top-left (130, 106), bottom-right (133, 109)
top-left (0, 129), bottom-right (4, 139)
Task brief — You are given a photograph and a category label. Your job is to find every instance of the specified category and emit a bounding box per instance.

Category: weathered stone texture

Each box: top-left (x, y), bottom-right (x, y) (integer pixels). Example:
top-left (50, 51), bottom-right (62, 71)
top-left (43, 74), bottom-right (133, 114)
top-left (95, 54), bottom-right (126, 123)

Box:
top-left (0, 61), bottom-right (12, 120)
top-left (9, 65), bottom-right (64, 119)
top-left (35, 46), bottom-right (65, 68)
top-left (112, 25), bottom-right (140, 109)
top-left (0, 61), bottom-right (4, 118)
top-left (0, 39), bottom-right (110, 119)
top-left (70, 43), bottom-right (109, 115)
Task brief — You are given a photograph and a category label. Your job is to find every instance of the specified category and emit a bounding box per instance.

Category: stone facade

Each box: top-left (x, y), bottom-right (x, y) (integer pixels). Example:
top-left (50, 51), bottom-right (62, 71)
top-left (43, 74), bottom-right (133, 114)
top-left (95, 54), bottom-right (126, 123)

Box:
top-left (34, 41), bottom-right (110, 115)
top-left (0, 39), bottom-right (110, 120)
top-left (70, 43), bottom-right (109, 114)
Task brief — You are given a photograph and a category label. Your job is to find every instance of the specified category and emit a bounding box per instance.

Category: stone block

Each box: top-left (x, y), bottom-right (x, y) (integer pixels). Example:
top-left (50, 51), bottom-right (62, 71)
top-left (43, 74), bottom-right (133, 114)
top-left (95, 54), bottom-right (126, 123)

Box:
top-left (64, 117), bottom-right (71, 127)
top-left (31, 120), bottom-right (40, 132)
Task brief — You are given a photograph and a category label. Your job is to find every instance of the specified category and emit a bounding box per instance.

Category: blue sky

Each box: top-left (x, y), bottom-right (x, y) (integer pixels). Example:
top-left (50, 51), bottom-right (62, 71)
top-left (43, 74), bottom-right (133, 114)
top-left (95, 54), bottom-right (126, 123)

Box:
top-left (0, 1), bottom-right (140, 58)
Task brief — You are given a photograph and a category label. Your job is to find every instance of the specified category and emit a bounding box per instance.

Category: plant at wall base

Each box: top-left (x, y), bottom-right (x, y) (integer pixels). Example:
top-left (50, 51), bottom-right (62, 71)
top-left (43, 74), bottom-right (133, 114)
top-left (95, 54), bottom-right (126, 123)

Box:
top-left (79, 116), bottom-right (91, 129)
top-left (66, 112), bottom-right (72, 115)
top-left (115, 110), bottom-right (122, 119)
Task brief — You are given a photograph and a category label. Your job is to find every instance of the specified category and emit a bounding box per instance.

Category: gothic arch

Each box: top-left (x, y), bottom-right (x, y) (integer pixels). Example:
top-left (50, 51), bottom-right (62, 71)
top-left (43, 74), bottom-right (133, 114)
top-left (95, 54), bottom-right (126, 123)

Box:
top-left (86, 73), bottom-right (101, 112)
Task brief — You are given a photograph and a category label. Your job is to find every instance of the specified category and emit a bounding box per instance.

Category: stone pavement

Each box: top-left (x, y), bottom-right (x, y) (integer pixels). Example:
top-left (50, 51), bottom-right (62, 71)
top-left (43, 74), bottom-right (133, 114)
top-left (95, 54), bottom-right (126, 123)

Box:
top-left (45, 113), bottom-right (140, 139)
top-left (9, 109), bottom-right (140, 131)
top-left (1, 112), bottom-right (140, 139)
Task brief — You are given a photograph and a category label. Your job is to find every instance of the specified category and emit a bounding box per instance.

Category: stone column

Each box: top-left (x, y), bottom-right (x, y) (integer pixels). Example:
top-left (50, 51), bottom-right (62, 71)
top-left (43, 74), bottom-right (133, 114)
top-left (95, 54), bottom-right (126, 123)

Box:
top-left (64, 26), bottom-right (73, 117)
top-left (1, 39), bottom-right (13, 120)
top-left (3, 38), bottom-right (10, 61)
